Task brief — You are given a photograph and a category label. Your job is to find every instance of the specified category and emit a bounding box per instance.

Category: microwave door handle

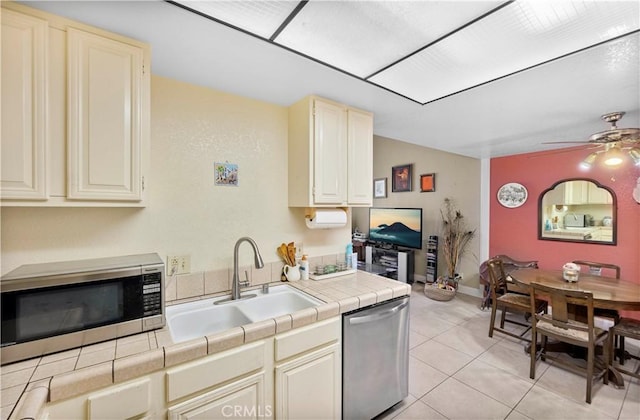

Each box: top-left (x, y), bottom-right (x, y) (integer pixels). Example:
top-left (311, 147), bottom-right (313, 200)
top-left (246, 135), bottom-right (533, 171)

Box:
top-left (348, 301), bottom-right (408, 325)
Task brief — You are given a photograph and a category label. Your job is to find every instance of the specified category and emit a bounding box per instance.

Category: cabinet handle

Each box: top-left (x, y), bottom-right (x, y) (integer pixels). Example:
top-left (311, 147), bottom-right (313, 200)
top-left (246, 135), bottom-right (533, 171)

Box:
top-left (348, 300), bottom-right (408, 325)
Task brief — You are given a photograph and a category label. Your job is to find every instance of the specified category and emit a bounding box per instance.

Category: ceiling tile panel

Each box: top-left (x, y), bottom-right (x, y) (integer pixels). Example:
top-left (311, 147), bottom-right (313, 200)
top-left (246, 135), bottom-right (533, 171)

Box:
top-left (274, 0), bottom-right (502, 77)
top-left (179, 0), bottom-right (299, 38)
top-left (369, 1), bottom-right (640, 103)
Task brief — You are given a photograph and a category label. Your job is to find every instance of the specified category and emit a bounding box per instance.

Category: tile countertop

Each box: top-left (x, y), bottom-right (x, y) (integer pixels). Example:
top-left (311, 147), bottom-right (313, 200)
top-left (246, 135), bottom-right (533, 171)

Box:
top-left (1, 270), bottom-right (410, 420)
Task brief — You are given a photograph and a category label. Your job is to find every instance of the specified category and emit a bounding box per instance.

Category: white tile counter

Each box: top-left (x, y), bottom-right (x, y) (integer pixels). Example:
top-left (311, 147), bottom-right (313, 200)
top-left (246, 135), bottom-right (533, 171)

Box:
top-left (1, 271), bottom-right (410, 420)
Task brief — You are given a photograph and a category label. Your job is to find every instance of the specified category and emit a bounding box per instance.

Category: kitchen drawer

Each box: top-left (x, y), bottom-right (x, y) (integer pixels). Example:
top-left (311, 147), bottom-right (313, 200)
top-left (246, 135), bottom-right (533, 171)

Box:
top-left (274, 317), bottom-right (340, 362)
top-left (88, 378), bottom-right (150, 419)
top-left (165, 341), bottom-right (265, 402)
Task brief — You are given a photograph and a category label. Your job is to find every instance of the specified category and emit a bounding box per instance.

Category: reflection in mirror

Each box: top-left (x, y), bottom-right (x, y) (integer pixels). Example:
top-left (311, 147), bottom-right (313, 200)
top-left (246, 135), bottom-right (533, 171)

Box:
top-left (539, 179), bottom-right (616, 245)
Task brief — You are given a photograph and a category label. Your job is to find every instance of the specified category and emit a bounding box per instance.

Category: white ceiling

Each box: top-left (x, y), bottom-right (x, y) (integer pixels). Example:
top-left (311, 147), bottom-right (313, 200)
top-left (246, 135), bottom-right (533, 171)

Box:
top-left (24, 0), bottom-right (640, 159)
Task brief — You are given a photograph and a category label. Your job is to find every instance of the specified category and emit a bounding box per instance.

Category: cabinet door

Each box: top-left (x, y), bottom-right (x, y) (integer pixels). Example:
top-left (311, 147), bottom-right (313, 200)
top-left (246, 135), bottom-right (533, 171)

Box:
top-left (275, 344), bottom-right (340, 420)
top-left (67, 27), bottom-right (146, 201)
top-left (313, 99), bottom-right (346, 204)
top-left (168, 372), bottom-right (268, 420)
top-left (587, 182), bottom-right (612, 204)
top-left (1, 9), bottom-right (47, 200)
top-left (347, 109), bottom-right (373, 205)
top-left (564, 181), bottom-right (588, 204)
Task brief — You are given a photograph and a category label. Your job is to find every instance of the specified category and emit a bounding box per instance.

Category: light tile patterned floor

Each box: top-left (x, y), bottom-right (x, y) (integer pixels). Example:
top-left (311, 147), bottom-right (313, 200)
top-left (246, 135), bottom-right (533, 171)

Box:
top-left (377, 283), bottom-right (640, 420)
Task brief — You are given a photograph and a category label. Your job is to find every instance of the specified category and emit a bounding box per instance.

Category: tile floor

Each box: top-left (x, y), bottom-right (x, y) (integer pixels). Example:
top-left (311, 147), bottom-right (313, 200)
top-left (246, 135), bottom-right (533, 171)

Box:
top-left (377, 283), bottom-right (640, 420)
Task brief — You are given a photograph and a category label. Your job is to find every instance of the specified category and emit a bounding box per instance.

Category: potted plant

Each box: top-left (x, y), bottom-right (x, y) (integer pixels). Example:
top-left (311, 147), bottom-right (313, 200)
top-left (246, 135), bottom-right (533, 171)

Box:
top-left (425, 198), bottom-right (476, 300)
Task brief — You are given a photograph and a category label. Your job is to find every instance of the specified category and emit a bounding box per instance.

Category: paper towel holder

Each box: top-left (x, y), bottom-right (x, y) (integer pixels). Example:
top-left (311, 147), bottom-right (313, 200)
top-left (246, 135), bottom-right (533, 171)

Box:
top-left (305, 207), bottom-right (348, 229)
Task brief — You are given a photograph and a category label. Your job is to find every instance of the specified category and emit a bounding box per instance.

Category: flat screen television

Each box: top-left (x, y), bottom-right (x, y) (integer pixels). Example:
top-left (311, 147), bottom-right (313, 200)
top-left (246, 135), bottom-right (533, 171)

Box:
top-left (368, 207), bottom-right (423, 250)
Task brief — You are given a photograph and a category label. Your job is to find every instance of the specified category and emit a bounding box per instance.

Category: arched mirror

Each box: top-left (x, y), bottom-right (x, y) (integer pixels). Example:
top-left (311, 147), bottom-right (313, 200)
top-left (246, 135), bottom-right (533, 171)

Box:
top-left (539, 178), bottom-right (616, 245)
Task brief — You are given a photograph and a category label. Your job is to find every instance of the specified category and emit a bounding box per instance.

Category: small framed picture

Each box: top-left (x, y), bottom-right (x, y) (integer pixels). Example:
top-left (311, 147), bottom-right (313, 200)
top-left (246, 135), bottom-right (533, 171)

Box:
top-left (214, 162), bottom-right (238, 186)
top-left (392, 164), bottom-right (412, 192)
top-left (420, 173), bottom-right (436, 192)
top-left (373, 178), bottom-right (387, 198)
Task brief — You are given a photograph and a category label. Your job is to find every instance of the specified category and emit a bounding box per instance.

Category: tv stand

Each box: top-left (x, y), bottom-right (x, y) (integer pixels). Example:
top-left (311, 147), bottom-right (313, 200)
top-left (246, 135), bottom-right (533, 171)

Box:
top-left (362, 245), bottom-right (414, 283)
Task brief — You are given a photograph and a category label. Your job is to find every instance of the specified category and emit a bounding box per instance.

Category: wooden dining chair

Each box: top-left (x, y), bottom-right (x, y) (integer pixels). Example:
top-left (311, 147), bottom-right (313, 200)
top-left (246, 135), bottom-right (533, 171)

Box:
top-left (608, 318), bottom-right (640, 379)
top-left (529, 282), bottom-right (609, 404)
top-left (573, 260), bottom-right (622, 355)
top-left (487, 258), bottom-right (547, 342)
top-left (572, 260), bottom-right (620, 279)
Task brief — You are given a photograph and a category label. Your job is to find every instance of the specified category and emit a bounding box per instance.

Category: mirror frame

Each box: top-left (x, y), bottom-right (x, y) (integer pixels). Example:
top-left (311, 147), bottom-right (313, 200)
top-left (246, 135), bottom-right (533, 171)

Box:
top-left (538, 178), bottom-right (617, 245)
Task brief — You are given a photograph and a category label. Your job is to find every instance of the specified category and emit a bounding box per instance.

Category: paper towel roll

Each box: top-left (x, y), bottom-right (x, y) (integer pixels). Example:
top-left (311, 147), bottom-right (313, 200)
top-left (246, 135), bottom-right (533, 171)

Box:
top-left (305, 208), bottom-right (347, 229)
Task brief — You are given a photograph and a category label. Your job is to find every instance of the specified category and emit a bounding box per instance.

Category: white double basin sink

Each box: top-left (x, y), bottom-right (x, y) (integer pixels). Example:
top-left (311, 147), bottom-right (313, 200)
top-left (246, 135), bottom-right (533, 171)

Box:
top-left (165, 285), bottom-right (323, 343)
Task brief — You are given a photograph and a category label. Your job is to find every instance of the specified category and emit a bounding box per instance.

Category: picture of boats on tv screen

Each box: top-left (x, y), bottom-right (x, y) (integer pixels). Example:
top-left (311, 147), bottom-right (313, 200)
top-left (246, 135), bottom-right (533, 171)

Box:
top-left (369, 208), bottom-right (422, 249)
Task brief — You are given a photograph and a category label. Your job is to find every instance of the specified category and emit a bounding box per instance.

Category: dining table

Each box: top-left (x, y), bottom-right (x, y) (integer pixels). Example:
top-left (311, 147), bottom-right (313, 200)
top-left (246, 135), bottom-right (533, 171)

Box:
top-left (509, 268), bottom-right (640, 388)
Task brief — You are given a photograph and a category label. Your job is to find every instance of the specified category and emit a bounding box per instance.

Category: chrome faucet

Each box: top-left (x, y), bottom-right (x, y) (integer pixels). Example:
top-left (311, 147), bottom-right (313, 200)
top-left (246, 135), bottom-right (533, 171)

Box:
top-left (231, 237), bottom-right (264, 300)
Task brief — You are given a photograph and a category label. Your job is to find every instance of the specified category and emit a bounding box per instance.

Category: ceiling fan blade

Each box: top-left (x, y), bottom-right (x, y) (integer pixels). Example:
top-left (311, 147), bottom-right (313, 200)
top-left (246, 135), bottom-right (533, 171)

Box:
top-left (541, 141), bottom-right (590, 144)
top-left (529, 144), bottom-right (602, 158)
top-left (528, 149), bottom-right (576, 159)
top-left (528, 148), bottom-right (585, 158)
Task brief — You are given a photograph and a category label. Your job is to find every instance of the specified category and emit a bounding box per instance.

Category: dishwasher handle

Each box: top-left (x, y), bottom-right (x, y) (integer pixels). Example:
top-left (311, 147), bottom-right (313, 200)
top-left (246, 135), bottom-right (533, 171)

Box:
top-left (348, 299), bottom-right (408, 325)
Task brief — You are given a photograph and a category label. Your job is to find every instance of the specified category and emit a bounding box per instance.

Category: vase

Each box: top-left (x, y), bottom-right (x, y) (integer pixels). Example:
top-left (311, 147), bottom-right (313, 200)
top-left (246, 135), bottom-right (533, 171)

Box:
top-left (283, 264), bottom-right (301, 281)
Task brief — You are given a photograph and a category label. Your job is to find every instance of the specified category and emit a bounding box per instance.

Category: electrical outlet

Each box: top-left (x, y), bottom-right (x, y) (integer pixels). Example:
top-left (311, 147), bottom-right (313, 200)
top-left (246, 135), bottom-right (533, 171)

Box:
top-left (167, 255), bottom-right (191, 276)
top-left (167, 255), bottom-right (180, 276)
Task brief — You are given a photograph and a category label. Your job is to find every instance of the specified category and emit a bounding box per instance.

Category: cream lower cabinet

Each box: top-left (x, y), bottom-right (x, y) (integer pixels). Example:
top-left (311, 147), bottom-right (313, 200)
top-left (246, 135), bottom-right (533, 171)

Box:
top-left (0, 3), bottom-right (150, 206)
top-left (45, 373), bottom-right (166, 419)
top-left (288, 95), bottom-right (373, 207)
top-left (166, 341), bottom-right (272, 420)
top-left (168, 372), bottom-right (268, 420)
top-left (42, 318), bottom-right (341, 419)
top-left (274, 317), bottom-right (341, 419)
top-left (275, 344), bottom-right (341, 419)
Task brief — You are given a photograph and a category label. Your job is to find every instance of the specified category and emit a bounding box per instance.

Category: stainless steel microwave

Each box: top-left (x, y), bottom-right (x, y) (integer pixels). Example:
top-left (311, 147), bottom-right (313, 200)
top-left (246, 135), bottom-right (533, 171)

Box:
top-left (1, 253), bottom-right (165, 365)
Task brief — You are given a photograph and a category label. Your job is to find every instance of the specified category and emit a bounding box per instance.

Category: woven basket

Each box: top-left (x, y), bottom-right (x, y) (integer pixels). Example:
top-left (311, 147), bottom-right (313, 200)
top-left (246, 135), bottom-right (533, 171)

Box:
top-left (424, 284), bottom-right (456, 301)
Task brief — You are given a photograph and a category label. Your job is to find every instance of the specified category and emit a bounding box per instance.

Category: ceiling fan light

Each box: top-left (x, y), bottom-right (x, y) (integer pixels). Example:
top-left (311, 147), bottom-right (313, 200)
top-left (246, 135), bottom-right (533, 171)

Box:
top-left (603, 147), bottom-right (624, 166)
top-left (580, 152), bottom-right (598, 169)
top-left (629, 148), bottom-right (640, 166)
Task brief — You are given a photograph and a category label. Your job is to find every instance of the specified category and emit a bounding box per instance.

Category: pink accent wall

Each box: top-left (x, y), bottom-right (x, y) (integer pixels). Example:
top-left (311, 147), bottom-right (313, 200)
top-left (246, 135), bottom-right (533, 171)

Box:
top-left (490, 147), bottom-right (640, 317)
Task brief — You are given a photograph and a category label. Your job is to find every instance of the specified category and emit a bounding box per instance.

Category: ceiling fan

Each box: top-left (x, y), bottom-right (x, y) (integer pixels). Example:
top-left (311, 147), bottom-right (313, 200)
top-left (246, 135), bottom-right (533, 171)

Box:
top-left (543, 111), bottom-right (640, 168)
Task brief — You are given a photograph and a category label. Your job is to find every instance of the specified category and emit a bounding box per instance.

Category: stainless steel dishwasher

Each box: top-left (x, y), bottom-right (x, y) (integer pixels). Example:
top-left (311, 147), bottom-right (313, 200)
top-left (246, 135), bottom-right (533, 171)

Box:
top-left (342, 296), bottom-right (410, 419)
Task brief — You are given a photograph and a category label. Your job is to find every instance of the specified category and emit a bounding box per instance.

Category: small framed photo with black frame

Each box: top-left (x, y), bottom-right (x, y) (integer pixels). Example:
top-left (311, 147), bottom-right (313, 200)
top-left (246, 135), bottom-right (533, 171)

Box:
top-left (373, 178), bottom-right (387, 198)
top-left (420, 173), bottom-right (436, 192)
top-left (391, 164), bottom-right (412, 192)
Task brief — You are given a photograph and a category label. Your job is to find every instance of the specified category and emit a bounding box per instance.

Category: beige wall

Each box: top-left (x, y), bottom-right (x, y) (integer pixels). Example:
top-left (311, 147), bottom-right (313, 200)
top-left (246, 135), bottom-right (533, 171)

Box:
top-left (1, 76), bottom-right (350, 278)
top-left (353, 135), bottom-right (482, 291)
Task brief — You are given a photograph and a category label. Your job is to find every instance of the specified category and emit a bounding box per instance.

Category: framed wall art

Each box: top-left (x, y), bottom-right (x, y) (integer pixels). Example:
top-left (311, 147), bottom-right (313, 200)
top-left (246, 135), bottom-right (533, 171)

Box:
top-left (391, 164), bottom-right (412, 192)
top-left (373, 178), bottom-right (387, 198)
top-left (497, 182), bottom-right (527, 208)
top-left (420, 173), bottom-right (436, 192)
top-left (214, 162), bottom-right (238, 186)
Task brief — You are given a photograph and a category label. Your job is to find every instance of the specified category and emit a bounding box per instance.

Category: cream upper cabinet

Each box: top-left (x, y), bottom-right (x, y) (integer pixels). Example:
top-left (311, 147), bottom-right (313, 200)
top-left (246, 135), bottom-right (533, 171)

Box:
top-left (312, 99), bottom-right (347, 204)
top-left (587, 182), bottom-right (612, 204)
top-left (66, 27), bottom-right (147, 201)
top-left (0, 3), bottom-right (150, 206)
top-left (0, 8), bottom-right (48, 200)
top-left (564, 180), bottom-right (588, 204)
top-left (288, 95), bottom-right (373, 207)
top-left (347, 109), bottom-right (373, 205)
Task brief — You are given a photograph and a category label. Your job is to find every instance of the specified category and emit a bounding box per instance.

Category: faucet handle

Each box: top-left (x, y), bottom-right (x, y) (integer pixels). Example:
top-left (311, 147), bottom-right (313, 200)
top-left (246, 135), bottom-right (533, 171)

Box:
top-left (239, 270), bottom-right (250, 288)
